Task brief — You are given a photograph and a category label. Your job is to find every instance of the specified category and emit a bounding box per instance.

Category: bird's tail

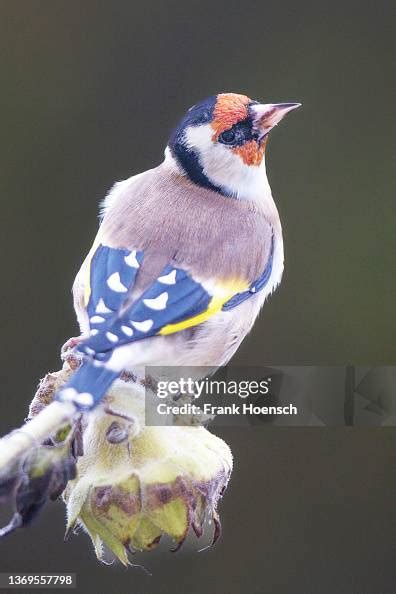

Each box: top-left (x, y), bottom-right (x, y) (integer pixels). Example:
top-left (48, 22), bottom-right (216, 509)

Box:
top-left (56, 360), bottom-right (120, 410)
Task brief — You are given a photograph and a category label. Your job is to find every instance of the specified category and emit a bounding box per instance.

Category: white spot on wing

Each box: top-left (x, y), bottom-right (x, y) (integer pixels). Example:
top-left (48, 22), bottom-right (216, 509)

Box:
top-left (106, 331), bottom-right (119, 343)
top-left (90, 329), bottom-right (99, 336)
top-left (75, 392), bottom-right (94, 407)
top-left (59, 388), bottom-right (94, 408)
top-left (143, 292), bottom-right (168, 310)
top-left (90, 315), bottom-right (105, 324)
top-left (107, 272), bottom-right (128, 293)
top-left (131, 319), bottom-right (153, 332)
top-left (96, 298), bottom-right (112, 314)
top-left (121, 325), bottom-right (133, 337)
top-left (59, 387), bottom-right (78, 402)
top-left (124, 250), bottom-right (140, 268)
top-left (85, 347), bottom-right (96, 356)
top-left (158, 270), bottom-right (176, 285)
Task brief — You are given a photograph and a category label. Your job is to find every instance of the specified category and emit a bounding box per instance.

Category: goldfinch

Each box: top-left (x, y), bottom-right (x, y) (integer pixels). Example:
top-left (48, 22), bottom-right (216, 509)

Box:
top-left (57, 93), bottom-right (300, 410)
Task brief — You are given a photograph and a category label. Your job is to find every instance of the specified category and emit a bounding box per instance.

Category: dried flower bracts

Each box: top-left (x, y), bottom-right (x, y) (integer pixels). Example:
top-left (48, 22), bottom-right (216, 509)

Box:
top-left (0, 352), bottom-right (232, 565)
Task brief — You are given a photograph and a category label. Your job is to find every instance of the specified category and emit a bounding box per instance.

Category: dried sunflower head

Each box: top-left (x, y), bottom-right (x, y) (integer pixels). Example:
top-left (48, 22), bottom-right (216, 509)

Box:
top-left (64, 380), bottom-right (232, 564)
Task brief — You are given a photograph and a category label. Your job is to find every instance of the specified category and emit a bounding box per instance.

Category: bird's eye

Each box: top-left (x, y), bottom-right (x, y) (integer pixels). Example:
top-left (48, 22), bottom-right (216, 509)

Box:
top-left (219, 129), bottom-right (236, 144)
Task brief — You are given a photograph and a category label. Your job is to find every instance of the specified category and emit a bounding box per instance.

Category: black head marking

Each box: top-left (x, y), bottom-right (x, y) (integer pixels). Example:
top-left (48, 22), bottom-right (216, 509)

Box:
top-left (168, 96), bottom-right (225, 194)
top-left (218, 117), bottom-right (259, 147)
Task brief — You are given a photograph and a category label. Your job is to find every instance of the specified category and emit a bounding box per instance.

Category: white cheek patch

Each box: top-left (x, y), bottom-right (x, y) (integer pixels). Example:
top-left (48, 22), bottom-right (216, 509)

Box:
top-left (184, 124), bottom-right (269, 202)
top-left (184, 123), bottom-right (214, 153)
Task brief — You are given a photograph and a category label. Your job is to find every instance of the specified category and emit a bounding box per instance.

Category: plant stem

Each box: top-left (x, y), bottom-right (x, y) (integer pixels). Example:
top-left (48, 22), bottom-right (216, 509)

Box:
top-left (0, 401), bottom-right (76, 473)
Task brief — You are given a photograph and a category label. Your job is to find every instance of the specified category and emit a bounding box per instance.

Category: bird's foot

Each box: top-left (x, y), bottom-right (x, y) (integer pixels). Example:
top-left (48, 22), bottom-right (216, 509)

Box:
top-left (61, 336), bottom-right (84, 371)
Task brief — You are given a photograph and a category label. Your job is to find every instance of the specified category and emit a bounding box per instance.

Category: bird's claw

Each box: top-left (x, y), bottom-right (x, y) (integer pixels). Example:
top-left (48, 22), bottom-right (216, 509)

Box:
top-left (61, 336), bottom-right (84, 371)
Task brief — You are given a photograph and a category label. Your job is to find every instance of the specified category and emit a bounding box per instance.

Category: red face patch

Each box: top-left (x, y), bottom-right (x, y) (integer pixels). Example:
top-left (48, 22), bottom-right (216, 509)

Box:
top-left (211, 93), bottom-right (266, 167)
top-left (211, 93), bottom-right (250, 138)
top-left (231, 138), bottom-right (267, 166)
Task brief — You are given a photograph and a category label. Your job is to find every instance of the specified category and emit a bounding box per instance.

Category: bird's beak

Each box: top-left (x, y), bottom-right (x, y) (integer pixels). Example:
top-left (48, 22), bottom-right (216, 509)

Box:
top-left (251, 102), bottom-right (301, 138)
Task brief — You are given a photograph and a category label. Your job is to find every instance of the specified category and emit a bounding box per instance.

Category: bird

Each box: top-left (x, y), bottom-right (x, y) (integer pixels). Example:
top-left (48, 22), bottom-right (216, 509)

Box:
top-left (57, 93), bottom-right (300, 410)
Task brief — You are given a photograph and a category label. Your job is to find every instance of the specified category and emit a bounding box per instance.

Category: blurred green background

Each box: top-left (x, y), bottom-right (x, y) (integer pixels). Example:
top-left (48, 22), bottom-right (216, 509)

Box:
top-left (0, 1), bottom-right (395, 593)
